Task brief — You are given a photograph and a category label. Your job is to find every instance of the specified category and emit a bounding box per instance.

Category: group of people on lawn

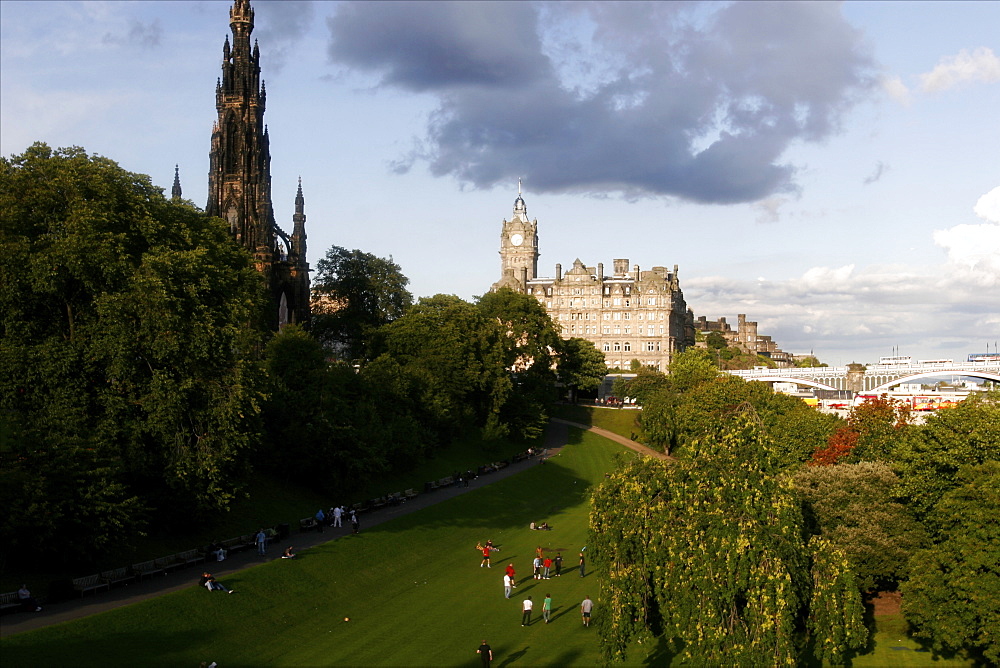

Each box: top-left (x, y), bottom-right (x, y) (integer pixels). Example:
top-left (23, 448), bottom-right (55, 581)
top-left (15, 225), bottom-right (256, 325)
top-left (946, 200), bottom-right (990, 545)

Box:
top-left (476, 538), bottom-right (593, 666)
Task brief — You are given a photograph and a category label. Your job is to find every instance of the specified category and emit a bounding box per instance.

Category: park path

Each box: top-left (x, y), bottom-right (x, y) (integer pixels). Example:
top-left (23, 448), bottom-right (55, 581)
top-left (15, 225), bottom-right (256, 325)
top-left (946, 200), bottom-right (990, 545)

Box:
top-left (1, 416), bottom-right (663, 638)
top-left (550, 417), bottom-right (673, 461)
top-left (2, 421), bottom-right (569, 638)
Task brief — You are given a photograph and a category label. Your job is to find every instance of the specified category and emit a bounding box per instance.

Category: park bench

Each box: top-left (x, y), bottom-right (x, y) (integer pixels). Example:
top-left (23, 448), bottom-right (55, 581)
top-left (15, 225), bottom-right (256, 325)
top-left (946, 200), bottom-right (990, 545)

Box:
top-left (424, 480), bottom-right (439, 492)
top-left (221, 536), bottom-right (245, 554)
top-left (387, 492), bottom-right (402, 505)
top-left (100, 566), bottom-right (136, 588)
top-left (404, 488), bottom-right (418, 500)
top-left (131, 559), bottom-right (164, 581)
top-left (371, 496), bottom-right (387, 510)
top-left (0, 592), bottom-right (21, 615)
top-left (155, 554), bottom-right (184, 574)
top-left (177, 549), bottom-right (205, 568)
top-left (351, 501), bottom-right (367, 513)
top-left (299, 517), bottom-right (318, 532)
top-left (437, 475), bottom-right (454, 488)
top-left (73, 574), bottom-right (110, 598)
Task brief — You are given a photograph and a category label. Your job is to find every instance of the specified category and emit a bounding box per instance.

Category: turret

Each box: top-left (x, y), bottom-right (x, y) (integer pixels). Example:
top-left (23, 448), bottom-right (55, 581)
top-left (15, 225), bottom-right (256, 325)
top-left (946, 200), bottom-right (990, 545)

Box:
top-left (171, 165), bottom-right (182, 200)
top-left (291, 177), bottom-right (307, 261)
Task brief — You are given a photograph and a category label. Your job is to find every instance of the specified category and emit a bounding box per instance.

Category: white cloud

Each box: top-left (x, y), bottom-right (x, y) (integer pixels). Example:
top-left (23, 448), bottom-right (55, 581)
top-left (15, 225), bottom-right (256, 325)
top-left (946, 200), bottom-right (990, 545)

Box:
top-left (881, 74), bottom-right (911, 105)
top-left (974, 186), bottom-right (1000, 223)
top-left (919, 47), bottom-right (1000, 93)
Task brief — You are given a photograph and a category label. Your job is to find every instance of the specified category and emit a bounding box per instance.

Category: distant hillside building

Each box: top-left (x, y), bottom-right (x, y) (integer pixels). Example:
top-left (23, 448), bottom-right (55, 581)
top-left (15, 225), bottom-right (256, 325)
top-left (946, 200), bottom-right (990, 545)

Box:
top-left (204, 0), bottom-right (310, 328)
top-left (491, 190), bottom-right (694, 371)
top-left (693, 314), bottom-right (793, 366)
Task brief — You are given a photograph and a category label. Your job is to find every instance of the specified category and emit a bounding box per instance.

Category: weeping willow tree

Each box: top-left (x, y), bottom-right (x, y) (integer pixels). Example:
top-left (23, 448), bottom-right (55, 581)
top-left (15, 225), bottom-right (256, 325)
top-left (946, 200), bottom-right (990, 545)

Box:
top-left (590, 412), bottom-right (866, 665)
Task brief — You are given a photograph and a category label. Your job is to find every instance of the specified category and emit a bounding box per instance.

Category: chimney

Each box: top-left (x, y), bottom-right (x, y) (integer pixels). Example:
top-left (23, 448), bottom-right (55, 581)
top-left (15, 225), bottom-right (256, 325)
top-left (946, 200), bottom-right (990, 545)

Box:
top-left (555, 263), bottom-right (562, 281)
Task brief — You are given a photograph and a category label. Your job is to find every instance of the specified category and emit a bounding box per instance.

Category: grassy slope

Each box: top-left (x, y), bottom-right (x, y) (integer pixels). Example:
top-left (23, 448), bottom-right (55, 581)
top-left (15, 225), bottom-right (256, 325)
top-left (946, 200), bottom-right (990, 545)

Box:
top-left (2, 423), bottom-right (970, 667)
top-left (3, 430), bottom-right (652, 667)
top-left (550, 403), bottom-right (642, 440)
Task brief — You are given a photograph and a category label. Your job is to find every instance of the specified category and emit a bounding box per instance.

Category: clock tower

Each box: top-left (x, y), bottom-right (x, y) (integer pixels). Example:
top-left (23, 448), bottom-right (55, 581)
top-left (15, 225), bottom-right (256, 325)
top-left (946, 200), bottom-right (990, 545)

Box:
top-left (492, 182), bottom-right (538, 292)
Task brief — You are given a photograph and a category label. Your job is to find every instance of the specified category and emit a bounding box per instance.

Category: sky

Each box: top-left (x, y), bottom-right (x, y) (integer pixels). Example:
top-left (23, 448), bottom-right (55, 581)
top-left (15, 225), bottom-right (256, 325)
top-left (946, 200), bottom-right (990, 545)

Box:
top-left (2, 0), bottom-right (998, 366)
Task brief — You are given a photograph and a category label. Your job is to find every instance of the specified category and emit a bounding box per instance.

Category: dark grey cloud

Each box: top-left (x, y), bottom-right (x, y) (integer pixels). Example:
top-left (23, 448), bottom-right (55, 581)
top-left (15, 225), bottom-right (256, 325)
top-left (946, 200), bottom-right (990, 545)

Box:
top-left (326, 1), bottom-right (877, 204)
top-left (253, 1), bottom-right (315, 74)
top-left (102, 18), bottom-right (162, 48)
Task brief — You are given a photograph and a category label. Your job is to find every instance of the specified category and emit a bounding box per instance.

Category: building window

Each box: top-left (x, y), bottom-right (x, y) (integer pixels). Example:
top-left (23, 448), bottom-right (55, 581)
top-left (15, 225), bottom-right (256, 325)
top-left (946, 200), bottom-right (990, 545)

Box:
top-left (603, 343), bottom-right (610, 352)
top-left (623, 312), bottom-right (630, 320)
top-left (613, 298), bottom-right (621, 306)
top-left (614, 325), bottom-right (621, 334)
top-left (624, 299), bottom-right (630, 307)
top-left (648, 297), bottom-right (656, 305)
top-left (603, 299), bottom-right (610, 307)
top-left (613, 342), bottom-right (621, 352)
top-left (624, 326), bottom-right (631, 334)
top-left (603, 326), bottom-right (610, 334)
top-left (624, 342), bottom-right (631, 352)
top-left (646, 342), bottom-right (655, 351)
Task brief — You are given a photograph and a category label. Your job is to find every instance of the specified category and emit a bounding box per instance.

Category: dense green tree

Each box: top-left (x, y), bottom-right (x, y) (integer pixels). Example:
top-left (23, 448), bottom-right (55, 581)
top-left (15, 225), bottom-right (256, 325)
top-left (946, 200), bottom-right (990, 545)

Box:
top-left (376, 295), bottom-right (512, 440)
top-left (556, 337), bottom-right (608, 403)
top-left (793, 462), bottom-right (928, 591)
top-left (902, 461), bottom-right (1000, 664)
top-left (844, 395), bottom-right (911, 463)
top-left (666, 347), bottom-right (719, 392)
top-left (476, 289), bottom-right (561, 438)
top-left (0, 144), bottom-right (267, 539)
top-left (311, 245), bottom-right (412, 361)
top-left (590, 415), bottom-right (866, 664)
top-left (641, 372), bottom-right (839, 464)
top-left (893, 393), bottom-right (1000, 523)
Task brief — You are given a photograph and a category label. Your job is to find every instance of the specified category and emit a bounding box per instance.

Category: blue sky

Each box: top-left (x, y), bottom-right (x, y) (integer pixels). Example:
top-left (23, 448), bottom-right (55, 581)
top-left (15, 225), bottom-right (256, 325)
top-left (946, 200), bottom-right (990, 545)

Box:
top-left (2, 1), bottom-right (998, 365)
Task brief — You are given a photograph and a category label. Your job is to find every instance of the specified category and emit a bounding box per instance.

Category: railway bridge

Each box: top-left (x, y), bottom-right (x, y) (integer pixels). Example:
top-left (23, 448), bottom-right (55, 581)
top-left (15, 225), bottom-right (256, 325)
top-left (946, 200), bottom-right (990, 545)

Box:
top-left (726, 360), bottom-right (1000, 394)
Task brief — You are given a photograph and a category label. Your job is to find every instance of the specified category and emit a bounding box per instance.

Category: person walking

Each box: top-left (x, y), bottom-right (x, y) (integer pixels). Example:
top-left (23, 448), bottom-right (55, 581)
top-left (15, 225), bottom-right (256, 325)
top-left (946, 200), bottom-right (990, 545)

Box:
top-left (481, 545), bottom-right (492, 568)
top-left (505, 563), bottom-right (517, 587)
top-left (315, 508), bottom-right (325, 533)
top-left (542, 593), bottom-right (553, 623)
top-left (255, 528), bottom-right (267, 556)
top-left (579, 551), bottom-right (586, 577)
top-left (543, 556), bottom-right (552, 579)
top-left (476, 639), bottom-right (493, 667)
top-left (504, 573), bottom-right (513, 599)
top-left (332, 505), bottom-right (343, 527)
top-left (533, 555), bottom-right (542, 579)
top-left (554, 553), bottom-right (563, 577)
top-left (521, 596), bottom-right (533, 626)
top-left (581, 595), bottom-right (593, 627)
top-left (350, 511), bottom-right (360, 534)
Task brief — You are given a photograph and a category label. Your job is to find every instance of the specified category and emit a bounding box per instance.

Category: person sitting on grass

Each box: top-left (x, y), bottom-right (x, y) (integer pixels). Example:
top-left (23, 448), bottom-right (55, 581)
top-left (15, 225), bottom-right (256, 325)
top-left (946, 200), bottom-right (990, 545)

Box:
top-left (538, 522), bottom-right (550, 531)
top-left (281, 546), bottom-right (296, 559)
top-left (199, 572), bottom-right (234, 594)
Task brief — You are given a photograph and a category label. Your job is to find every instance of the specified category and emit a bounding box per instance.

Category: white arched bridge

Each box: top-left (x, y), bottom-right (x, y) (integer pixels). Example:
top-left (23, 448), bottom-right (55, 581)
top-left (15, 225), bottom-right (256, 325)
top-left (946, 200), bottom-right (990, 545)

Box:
top-left (727, 359), bottom-right (1000, 393)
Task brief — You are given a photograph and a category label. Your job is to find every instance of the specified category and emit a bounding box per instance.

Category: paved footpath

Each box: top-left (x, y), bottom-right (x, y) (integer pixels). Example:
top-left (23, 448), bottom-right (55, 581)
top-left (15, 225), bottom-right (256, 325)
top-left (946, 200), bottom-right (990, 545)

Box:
top-left (1, 418), bottom-right (662, 638)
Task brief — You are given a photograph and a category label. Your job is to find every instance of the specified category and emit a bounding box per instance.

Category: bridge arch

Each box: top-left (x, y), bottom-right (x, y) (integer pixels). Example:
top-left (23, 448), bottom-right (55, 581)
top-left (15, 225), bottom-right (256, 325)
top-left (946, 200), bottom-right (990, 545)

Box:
top-left (742, 376), bottom-right (840, 392)
top-left (869, 370), bottom-right (1000, 393)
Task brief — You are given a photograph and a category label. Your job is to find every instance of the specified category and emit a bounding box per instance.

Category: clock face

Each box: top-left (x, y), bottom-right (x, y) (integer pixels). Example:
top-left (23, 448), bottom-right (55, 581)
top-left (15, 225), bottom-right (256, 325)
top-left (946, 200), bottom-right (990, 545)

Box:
top-left (510, 233), bottom-right (524, 247)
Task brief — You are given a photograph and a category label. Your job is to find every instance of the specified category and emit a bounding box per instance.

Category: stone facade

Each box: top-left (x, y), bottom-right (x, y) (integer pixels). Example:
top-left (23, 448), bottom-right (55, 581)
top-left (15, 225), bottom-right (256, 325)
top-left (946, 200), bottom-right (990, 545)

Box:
top-left (693, 313), bottom-right (793, 366)
top-left (205, 0), bottom-right (310, 329)
top-left (492, 193), bottom-right (693, 370)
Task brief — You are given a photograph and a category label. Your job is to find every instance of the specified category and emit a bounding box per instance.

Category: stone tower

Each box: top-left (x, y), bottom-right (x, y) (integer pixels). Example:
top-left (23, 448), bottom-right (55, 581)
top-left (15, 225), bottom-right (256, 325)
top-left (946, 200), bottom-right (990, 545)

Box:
top-left (206, 0), bottom-right (309, 328)
top-left (492, 181), bottom-right (539, 292)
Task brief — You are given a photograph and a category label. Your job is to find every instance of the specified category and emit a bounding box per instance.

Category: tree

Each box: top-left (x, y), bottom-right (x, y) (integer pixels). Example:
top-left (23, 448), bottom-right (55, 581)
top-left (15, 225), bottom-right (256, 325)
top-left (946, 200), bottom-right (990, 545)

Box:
top-left (590, 415), bottom-right (866, 664)
top-left (902, 461), bottom-right (1000, 664)
top-left (477, 289), bottom-right (561, 437)
top-left (665, 347), bottom-right (719, 393)
top-left (894, 393), bottom-right (1000, 522)
top-left (844, 395), bottom-right (911, 463)
top-left (557, 337), bottom-right (607, 403)
top-left (793, 462), bottom-right (928, 591)
top-left (375, 294), bottom-right (512, 441)
top-left (0, 144), bottom-right (267, 542)
top-left (311, 245), bottom-right (412, 361)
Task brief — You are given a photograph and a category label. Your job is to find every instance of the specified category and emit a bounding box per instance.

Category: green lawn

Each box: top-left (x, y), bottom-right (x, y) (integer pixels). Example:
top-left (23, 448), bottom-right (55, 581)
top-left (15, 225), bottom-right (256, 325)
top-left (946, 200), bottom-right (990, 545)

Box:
top-left (2, 425), bottom-right (973, 667)
top-left (550, 403), bottom-right (642, 440)
top-left (3, 430), bottom-right (651, 667)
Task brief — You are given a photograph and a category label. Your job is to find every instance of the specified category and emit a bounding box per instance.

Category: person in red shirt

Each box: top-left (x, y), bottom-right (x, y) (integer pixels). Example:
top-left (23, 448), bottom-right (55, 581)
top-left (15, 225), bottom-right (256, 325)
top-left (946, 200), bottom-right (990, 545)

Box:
top-left (543, 556), bottom-right (553, 579)
top-left (505, 563), bottom-right (516, 587)
top-left (481, 546), bottom-right (491, 568)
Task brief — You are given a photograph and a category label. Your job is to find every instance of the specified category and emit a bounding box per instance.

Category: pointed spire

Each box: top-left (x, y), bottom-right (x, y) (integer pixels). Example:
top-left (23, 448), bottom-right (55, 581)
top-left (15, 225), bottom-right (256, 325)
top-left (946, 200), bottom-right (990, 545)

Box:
top-left (513, 179), bottom-right (527, 219)
top-left (171, 165), bottom-right (182, 200)
top-left (223, 35), bottom-right (231, 60)
top-left (295, 176), bottom-right (304, 213)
